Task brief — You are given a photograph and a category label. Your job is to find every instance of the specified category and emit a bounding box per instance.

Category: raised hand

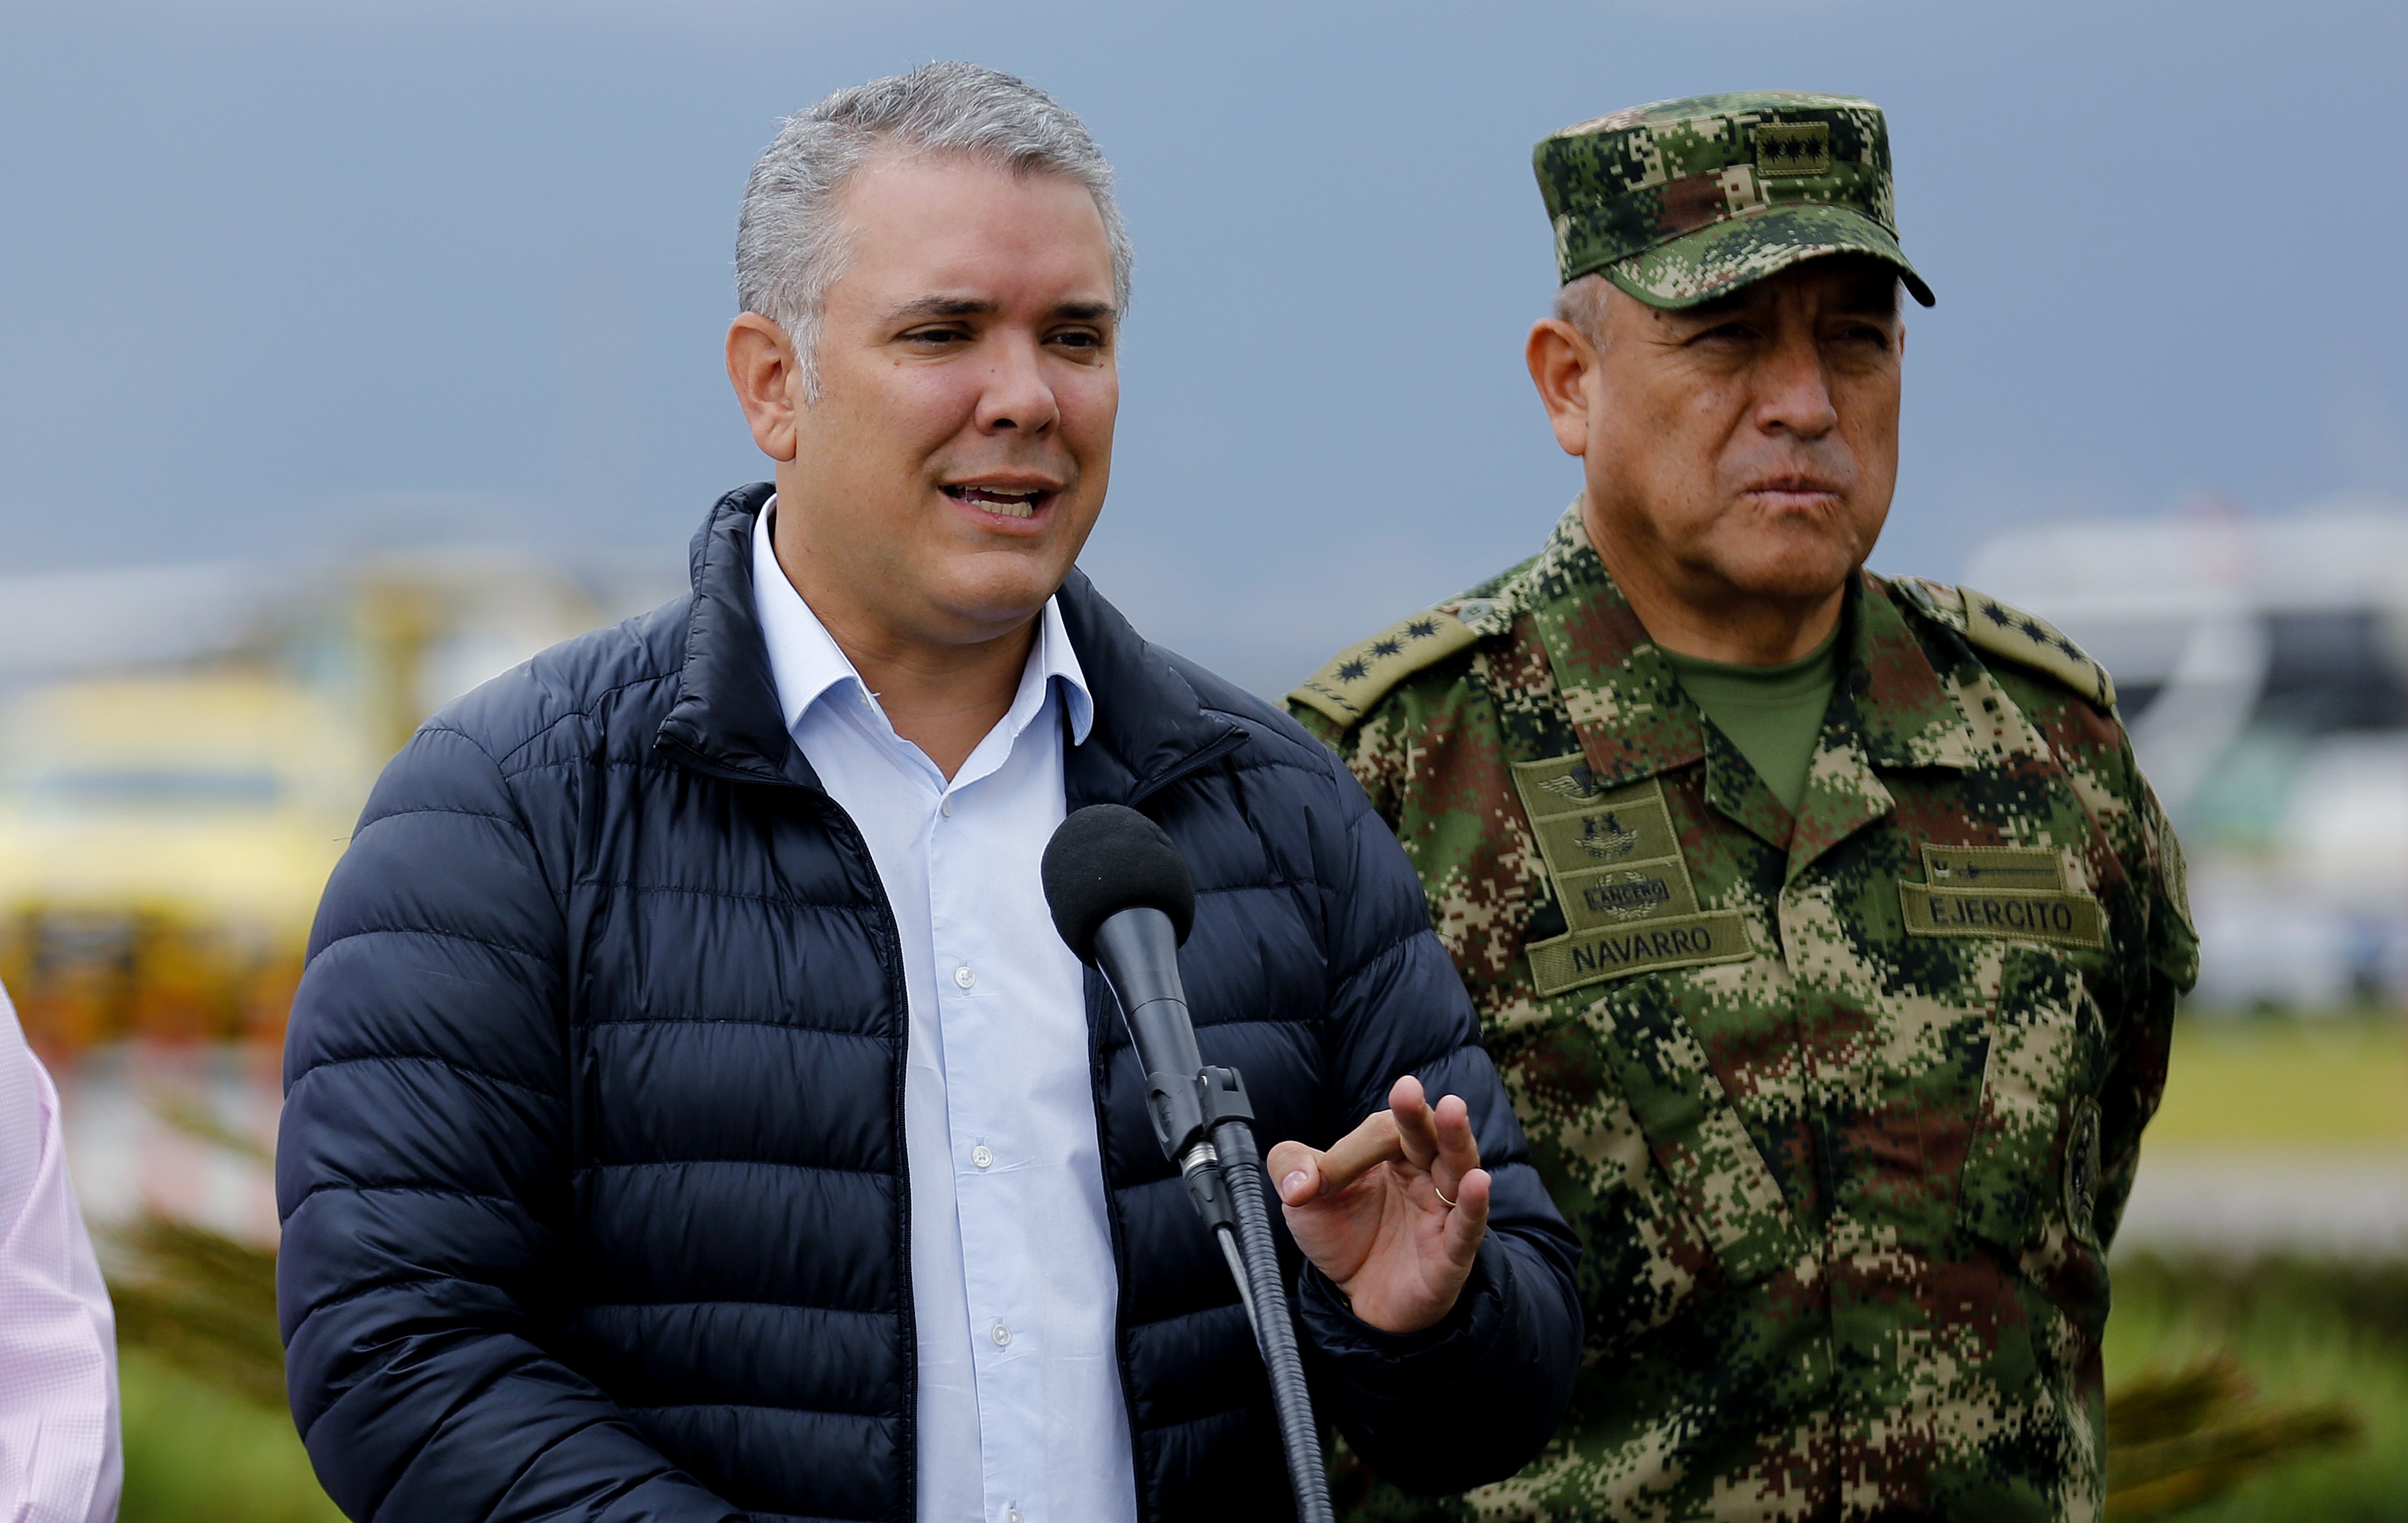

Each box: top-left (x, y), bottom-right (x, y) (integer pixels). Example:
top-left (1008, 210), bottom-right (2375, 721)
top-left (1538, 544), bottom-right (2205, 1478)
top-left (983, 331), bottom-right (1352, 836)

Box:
top-left (1264, 1074), bottom-right (1488, 1334)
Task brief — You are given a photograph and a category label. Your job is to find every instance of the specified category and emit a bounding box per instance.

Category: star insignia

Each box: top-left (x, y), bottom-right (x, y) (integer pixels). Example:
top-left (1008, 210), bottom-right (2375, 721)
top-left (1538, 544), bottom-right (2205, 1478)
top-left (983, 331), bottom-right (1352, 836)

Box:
top-left (2019, 618), bottom-right (2049, 643)
top-left (1371, 638), bottom-right (1404, 659)
top-left (1405, 619), bottom-right (1438, 640)
top-left (1335, 659), bottom-right (1369, 684)
top-left (1982, 604), bottom-right (2014, 628)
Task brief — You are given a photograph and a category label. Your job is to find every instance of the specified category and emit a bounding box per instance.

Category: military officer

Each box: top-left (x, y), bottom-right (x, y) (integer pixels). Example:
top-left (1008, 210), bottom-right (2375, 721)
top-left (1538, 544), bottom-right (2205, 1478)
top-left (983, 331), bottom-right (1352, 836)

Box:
top-left (1289, 93), bottom-right (2199, 1521)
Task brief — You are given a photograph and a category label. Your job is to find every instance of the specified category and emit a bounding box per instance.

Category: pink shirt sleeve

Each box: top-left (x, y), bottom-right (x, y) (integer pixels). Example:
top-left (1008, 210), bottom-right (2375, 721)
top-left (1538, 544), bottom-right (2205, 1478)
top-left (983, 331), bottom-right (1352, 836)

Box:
top-left (0, 984), bottom-right (119, 1523)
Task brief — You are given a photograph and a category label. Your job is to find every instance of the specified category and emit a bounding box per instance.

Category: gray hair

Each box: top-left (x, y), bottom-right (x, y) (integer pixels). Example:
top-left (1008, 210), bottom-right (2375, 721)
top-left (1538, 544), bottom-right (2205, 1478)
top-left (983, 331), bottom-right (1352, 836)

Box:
top-left (736, 62), bottom-right (1134, 400)
top-left (1554, 273), bottom-right (1613, 344)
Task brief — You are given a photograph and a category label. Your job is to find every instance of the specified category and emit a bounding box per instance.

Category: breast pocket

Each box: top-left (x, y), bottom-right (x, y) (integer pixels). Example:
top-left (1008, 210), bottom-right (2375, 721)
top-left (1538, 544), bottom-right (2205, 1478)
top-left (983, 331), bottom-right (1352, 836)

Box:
top-left (1579, 975), bottom-right (1810, 1291)
top-left (1954, 945), bottom-right (2115, 1334)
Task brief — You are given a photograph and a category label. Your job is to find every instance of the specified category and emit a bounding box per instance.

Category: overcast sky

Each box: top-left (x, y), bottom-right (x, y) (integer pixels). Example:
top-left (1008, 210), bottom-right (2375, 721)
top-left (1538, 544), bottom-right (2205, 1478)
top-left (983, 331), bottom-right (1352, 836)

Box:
top-left (2, 0), bottom-right (2401, 694)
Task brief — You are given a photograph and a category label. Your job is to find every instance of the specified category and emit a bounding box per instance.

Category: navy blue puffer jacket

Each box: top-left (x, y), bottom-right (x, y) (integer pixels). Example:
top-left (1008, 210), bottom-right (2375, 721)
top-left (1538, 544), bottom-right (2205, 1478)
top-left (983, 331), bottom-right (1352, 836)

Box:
top-left (277, 485), bottom-right (1579, 1523)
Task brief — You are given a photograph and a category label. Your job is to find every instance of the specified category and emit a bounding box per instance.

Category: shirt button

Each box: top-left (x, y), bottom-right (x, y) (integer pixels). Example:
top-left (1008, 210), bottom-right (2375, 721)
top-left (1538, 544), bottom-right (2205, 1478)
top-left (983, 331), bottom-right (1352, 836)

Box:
top-left (1007, 1510), bottom-right (1023, 1523)
top-left (971, 1145), bottom-right (994, 1170)
top-left (953, 965), bottom-right (975, 990)
top-left (991, 1322), bottom-right (1012, 1347)
top-left (941, 794), bottom-right (955, 817)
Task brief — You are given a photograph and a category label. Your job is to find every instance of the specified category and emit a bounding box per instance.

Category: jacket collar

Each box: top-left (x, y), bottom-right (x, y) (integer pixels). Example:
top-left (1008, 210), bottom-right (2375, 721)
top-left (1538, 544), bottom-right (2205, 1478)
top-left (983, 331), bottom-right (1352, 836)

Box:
top-left (1055, 569), bottom-right (1246, 810)
top-left (657, 483), bottom-right (812, 787)
top-left (655, 483), bottom-right (1241, 805)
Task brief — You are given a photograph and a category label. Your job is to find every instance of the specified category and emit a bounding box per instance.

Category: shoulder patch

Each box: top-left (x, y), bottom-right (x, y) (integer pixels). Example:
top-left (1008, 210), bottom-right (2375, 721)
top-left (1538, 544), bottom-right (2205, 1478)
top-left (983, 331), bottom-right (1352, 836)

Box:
top-left (1896, 577), bottom-right (2115, 710)
top-left (1892, 575), bottom-right (1966, 625)
top-left (1287, 606), bottom-right (1481, 728)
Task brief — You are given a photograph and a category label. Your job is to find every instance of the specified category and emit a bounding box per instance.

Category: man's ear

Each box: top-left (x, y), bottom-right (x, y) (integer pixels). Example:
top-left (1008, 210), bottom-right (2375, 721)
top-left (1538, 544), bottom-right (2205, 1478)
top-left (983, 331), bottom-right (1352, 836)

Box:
top-left (1525, 318), bottom-right (1595, 459)
top-left (727, 312), bottom-right (803, 463)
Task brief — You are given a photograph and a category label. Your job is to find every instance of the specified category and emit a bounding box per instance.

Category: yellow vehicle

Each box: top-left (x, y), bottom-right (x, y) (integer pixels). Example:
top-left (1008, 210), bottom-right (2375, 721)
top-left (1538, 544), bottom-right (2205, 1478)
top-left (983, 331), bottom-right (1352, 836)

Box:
top-left (0, 673), bottom-right (371, 1054)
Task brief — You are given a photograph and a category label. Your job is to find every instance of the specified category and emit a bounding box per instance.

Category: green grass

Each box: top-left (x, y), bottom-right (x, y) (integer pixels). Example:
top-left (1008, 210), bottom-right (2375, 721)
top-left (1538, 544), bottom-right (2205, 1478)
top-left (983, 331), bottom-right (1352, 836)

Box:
top-left (2150, 1014), bottom-right (2408, 1152)
top-left (119, 1349), bottom-right (340, 1523)
top-left (2106, 1253), bottom-right (2408, 1519)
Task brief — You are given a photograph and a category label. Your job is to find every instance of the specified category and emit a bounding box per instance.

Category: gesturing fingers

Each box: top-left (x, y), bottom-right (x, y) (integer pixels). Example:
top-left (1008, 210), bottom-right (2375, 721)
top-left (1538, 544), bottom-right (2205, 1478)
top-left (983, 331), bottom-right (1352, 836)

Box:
top-left (1269, 1110), bottom-right (1405, 1205)
top-left (1267, 1074), bottom-right (1484, 1212)
top-left (1440, 1164), bottom-right (1493, 1265)
top-left (1387, 1074), bottom-right (1437, 1171)
top-left (1430, 1091), bottom-right (1481, 1207)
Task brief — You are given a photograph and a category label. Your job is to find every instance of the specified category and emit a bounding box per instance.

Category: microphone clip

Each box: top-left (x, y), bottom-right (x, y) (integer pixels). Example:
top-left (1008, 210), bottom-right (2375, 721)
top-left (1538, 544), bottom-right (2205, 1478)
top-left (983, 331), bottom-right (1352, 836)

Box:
top-left (1159, 1066), bottom-right (1256, 1235)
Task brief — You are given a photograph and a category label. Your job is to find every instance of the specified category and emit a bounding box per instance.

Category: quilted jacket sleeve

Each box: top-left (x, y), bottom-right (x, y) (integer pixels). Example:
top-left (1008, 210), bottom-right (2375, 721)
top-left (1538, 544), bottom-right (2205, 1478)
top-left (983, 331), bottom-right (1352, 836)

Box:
top-left (276, 723), bottom-right (742, 1523)
top-left (1292, 754), bottom-right (1582, 1494)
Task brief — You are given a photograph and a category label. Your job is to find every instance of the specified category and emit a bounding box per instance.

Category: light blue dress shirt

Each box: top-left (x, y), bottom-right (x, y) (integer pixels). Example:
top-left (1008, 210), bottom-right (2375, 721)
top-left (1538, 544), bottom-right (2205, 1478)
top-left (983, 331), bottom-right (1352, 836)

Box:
top-left (750, 504), bottom-right (1136, 1523)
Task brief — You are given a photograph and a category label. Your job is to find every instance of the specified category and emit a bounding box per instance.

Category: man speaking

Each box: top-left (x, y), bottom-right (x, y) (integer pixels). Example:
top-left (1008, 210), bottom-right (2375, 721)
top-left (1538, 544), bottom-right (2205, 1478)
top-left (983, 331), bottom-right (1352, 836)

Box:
top-left (274, 64), bottom-right (1578, 1523)
top-left (1292, 94), bottom-right (2198, 1517)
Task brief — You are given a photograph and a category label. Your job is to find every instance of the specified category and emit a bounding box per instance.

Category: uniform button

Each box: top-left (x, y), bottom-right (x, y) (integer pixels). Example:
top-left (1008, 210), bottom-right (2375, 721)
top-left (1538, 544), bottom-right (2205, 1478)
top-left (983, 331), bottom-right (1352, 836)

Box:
top-left (971, 1145), bottom-right (994, 1170)
top-left (1006, 1510), bottom-right (1022, 1523)
top-left (953, 965), bottom-right (975, 989)
top-left (991, 1322), bottom-right (1011, 1347)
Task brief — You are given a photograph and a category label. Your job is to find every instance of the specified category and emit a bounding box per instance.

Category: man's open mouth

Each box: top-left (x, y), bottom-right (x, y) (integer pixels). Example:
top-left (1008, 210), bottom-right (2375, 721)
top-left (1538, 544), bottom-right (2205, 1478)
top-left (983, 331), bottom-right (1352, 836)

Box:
top-left (943, 485), bottom-right (1051, 520)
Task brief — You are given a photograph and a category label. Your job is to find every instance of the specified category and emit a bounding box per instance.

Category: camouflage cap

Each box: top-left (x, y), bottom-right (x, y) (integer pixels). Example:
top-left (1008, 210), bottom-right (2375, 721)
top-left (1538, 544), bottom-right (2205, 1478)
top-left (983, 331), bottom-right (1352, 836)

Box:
top-left (1535, 90), bottom-right (1935, 309)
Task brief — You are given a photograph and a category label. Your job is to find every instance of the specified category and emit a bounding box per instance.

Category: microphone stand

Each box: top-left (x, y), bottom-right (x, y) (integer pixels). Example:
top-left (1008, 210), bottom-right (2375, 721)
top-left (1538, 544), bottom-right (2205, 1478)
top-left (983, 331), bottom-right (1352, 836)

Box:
top-left (1138, 1057), bottom-right (1335, 1522)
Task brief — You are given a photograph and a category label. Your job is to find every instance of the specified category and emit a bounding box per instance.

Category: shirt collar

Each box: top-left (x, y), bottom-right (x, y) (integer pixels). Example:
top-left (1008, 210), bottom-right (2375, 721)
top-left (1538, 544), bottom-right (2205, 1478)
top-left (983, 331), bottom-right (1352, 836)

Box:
top-left (750, 496), bottom-right (1094, 745)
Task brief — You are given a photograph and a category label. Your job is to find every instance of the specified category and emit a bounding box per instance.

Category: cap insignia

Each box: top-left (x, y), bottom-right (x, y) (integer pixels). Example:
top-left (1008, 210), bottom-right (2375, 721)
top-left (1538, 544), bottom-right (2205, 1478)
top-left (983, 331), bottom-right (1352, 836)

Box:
top-left (1753, 122), bottom-right (1830, 178)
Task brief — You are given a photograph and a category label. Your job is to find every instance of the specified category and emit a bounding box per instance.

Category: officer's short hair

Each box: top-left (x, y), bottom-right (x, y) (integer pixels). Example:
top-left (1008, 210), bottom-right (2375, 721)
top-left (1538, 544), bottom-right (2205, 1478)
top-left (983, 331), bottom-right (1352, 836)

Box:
top-left (1553, 274), bottom-right (1613, 347)
top-left (737, 61), bottom-right (1133, 400)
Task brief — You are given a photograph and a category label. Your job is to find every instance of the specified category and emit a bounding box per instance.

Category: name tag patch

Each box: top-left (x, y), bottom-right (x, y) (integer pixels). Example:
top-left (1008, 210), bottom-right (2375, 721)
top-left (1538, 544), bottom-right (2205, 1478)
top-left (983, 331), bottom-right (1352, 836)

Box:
top-left (1900, 883), bottom-right (2106, 949)
top-left (1511, 755), bottom-right (1751, 995)
top-left (1528, 913), bottom-right (1754, 997)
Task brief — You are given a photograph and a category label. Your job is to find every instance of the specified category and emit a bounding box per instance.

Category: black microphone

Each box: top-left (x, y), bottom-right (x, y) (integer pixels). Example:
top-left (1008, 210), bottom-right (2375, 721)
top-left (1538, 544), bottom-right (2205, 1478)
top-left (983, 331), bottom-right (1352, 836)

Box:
top-left (1040, 802), bottom-right (1335, 1522)
top-left (1041, 803), bottom-right (1211, 1165)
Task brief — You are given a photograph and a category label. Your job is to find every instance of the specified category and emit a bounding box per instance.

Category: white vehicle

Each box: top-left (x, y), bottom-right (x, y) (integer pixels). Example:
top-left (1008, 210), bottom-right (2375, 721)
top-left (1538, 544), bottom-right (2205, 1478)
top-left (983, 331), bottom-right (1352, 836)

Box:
top-left (1961, 495), bottom-right (2408, 1010)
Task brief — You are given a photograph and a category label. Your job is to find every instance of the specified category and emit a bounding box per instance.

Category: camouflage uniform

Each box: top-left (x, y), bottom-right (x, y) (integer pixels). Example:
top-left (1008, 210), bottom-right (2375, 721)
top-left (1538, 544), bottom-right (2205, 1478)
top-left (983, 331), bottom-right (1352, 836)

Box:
top-left (1289, 506), bottom-right (2197, 1521)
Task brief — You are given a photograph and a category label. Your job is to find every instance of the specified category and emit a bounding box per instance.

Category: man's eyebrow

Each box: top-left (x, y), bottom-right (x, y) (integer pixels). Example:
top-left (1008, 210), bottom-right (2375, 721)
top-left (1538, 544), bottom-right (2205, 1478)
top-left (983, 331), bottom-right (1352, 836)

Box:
top-left (1832, 286), bottom-right (1903, 318)
top-left (883, 296), bottom-right (997, 323)
top-left (880, 296), bottom-right (1120, 325)
top-left (1671, 292), bottom-right (1751, 322)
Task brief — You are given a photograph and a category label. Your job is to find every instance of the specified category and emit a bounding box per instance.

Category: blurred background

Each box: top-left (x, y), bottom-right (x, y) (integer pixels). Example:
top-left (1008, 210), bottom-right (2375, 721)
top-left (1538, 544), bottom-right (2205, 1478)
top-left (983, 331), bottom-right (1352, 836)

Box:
top-left (1, 0), bottom-right (2403, 1517)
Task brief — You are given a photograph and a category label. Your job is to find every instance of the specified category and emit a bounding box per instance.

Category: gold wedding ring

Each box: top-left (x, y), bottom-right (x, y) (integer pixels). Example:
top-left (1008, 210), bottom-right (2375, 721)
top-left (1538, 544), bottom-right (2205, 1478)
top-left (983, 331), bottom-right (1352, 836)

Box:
top-left (1433, 1182), bottom-right (1458, 1208)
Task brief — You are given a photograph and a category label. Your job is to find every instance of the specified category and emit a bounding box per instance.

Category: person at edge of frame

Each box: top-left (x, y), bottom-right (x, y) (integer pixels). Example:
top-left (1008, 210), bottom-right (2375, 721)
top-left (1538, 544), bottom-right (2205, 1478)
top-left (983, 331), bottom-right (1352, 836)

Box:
top-left (274, 61), bottom-right (1581, 1523)
top-left (1287, 91), bottom-right (2199, 1522)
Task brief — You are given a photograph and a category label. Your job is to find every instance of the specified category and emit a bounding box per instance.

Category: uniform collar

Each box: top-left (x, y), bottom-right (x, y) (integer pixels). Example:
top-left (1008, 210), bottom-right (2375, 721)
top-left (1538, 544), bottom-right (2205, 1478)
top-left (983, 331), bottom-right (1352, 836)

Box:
top-left (1517, 499), bottom-right (1982, 873)
top-left (1517, 501), bottom-right (1707, 790)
